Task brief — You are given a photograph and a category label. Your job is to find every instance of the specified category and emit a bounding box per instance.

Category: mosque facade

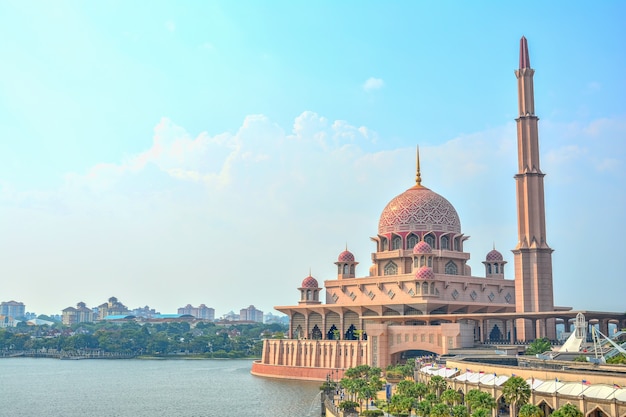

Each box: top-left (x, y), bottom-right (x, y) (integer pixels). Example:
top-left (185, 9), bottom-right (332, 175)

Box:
top-left (250, 37), bottom-right (625, 382)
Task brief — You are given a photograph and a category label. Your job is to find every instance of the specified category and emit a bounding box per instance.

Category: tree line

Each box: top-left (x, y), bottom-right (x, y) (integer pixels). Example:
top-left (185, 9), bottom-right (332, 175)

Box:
top-left (0, 320), bottom-right (286, 358)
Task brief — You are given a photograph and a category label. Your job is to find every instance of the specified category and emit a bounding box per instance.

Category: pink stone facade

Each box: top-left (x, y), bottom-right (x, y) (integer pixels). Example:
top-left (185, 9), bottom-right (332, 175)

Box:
top-left (251, 38), bottom-right (625, 381)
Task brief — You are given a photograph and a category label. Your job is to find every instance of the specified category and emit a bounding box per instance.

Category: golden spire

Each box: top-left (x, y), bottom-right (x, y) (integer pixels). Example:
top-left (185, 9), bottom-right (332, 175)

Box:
top-left (415, 146), bottom-right (422, 186)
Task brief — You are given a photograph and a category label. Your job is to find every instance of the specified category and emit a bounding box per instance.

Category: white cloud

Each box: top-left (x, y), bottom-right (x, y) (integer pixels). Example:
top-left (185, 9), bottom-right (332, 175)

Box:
top-left (1, 112), bottom-right (624, 316)
top-left (363, 77), bottom-right (384, 92)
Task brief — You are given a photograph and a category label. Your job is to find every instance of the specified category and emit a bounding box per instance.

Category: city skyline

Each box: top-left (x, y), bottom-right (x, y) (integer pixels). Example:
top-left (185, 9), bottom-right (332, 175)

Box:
top-left (1, 2), bottom-right (624, 316)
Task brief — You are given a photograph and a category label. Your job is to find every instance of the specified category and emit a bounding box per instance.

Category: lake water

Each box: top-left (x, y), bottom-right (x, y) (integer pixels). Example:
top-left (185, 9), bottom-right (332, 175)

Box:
top-left (0, 358), bottom-right (322, 417)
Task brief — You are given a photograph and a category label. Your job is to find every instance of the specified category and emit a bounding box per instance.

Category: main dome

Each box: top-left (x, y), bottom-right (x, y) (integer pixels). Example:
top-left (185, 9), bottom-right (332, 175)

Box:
top-left (378, 185), bottom-right (461, 234)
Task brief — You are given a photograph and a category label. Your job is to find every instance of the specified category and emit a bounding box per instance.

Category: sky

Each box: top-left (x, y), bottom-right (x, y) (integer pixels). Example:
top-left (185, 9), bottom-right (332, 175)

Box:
top-left (0, 1), bottom-right (624, 318)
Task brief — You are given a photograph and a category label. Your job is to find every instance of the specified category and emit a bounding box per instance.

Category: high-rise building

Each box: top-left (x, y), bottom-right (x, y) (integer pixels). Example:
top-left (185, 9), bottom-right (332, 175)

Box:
top-left (0, 300), bottom-right (26, 319)
top-left (62, 302), bottom-right (96, 325)
top-left (240, 305), bottom-right (263, 323)
top-left (178, 304), bottom-right (215, 320)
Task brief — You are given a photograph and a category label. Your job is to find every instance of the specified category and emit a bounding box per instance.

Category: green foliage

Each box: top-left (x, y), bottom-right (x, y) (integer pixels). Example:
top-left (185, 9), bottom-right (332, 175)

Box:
top-left (550, 403), bottom-right (583, 417)
top-left (428, 375), bottom-right (448, 397)
top-left (451, 404), bottom-right (469, 417)
top-left (572, 355), bottom-right (588, 362)
top-left (606, 353), bottom-right (626, 364)
top-left (471, 408), bottom-right (490, 417)
top-left (339, 400), bottom-right (360, 411)
top-left (502, 376), bottom-right (531, 416)
top-left (525, 338), bottom-right (552, 355)
top-left (518, 403), bottom-right (544, 417)
top-left (465, 389), bottom-right (496, 412)
top-left (360, 410), bottom-right (384, 417)
top-left (0, 321), bottom-right (284, 358)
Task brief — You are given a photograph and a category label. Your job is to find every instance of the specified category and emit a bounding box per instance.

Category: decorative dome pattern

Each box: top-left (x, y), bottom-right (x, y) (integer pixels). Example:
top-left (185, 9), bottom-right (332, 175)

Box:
top-left (301, 276), bottom-right (319, 288)
top-left (337, 250), bottom-right (355, 262)
top-left (415, 266), bottom-right (434, 279)
top-left (486, 249), bottom-right (504, 261)
top-left (378, 186), bottom-right (461, 234)
top-left (413, 241), bottom-right (433, 254)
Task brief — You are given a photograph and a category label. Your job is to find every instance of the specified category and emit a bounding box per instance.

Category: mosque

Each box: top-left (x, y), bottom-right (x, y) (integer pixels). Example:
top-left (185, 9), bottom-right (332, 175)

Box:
top-left (251, 37), bottom-right (625, 382)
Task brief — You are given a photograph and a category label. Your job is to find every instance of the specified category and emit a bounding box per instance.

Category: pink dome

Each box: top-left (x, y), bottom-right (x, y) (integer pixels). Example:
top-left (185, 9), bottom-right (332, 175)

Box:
top-left (378, 185), bottom-right (461, 235)
top-left (415, 266), bottom-right (434, 279)
top-left (486, 249), bottom-right (503, 261)
top-left (301, 275), bottom-right (319, 288)
top-left (413, 241), bottom-right (433, 254)
top-left (337, 250), bottom-right (355, 262)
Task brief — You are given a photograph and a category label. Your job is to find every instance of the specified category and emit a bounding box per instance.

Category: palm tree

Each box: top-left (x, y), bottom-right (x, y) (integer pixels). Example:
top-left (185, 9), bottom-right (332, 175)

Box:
top-left (550, 403), bottom-right (583, 417)
top-left (502, 376), bottom-right (531, 417)
top-left (451, 404), bottom-right (469, 417)
top-left (465, 390), bottom-right (495, 413)
top-left (441, 389), bottom-right (461, 407)
top-left (431, 402), bottom-right (451, 417)
top-left (471, 408), bottom-right (490, 417)
top-left (416, 399), bottom-right (433, 417)
top-left (518, 403), bottom-right (544, 417)
top-left (429, 375), bottom-right (448, 397)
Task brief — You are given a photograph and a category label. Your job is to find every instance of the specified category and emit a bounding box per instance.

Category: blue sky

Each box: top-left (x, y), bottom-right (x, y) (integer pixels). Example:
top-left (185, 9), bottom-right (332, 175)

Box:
top-left (0, 1), bottom-right (624, 317)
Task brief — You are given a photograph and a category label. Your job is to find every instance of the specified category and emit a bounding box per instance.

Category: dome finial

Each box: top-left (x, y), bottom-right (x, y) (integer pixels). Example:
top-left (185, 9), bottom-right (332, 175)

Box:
top-left (415, 146), bottom-right (422, 186)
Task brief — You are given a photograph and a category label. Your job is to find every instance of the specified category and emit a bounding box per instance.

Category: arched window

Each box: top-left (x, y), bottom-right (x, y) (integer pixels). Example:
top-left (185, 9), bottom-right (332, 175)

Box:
top-left (381, 238), bottom-right (388, 251)
top-left (407, 234), bottom-right (418, 249)
top-left (307, 290), bottom-right (311, 300)
top-left (430, 282), bottom-right (436, 294)
top-left (424, 234), bottom-right (435, 248)
top-left (454, 237), bottom-right (460, 251)
top-left (487, 264), bottom-right (492, 274)
top-left (441, 236), bottom-right (449, 250)
top-left (392, 236), bottom-right (401, 250)
top-left (383, 261), bottom-right (398, 276)
top-left (343, 264), bottom-right (349, 274)
top-left (428, 257), bottom-right (432, 267)
top-left (494, 264), bottom-right (499, 274)
top-left (337, 265), bottom-right (342, 274)
top-left (445, 261), bottom-right (458, 275)
top-left (422, 282), bottom-right (429, 294)
top-left (350, 265), bottom-right (355, 274)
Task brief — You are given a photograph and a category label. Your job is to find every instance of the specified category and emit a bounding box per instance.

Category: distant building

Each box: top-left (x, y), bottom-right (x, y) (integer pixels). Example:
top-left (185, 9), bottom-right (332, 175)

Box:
top-left (62, 302), bottom-right (96, 325)
top-left (0, 300), bottom-right (26, 319)
top-left (177, 304), bottom-right (215, 321)
top-left (131, 306), bottom-right (160, 319)
top-left (264, 312), bottom-right (288, 325)
top-left (240, 305), bottom-right (263, 323)
top-left (221, 311), bottom-right (239, 321)
top-left (97, 296), bottom-right (130, 320)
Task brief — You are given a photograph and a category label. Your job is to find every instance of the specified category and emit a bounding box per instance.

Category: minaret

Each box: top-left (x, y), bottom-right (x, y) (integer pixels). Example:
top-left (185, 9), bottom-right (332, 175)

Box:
top-left (512, 37), bottom-right (555, 341)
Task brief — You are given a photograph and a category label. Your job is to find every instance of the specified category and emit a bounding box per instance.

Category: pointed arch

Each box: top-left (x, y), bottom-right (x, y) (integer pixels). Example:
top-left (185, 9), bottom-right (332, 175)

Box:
top-left (384, 261), bottom-right (398, 276)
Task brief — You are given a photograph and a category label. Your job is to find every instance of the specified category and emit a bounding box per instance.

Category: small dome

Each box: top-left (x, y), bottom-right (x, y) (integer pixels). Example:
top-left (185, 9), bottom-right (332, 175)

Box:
top-left (337, 250), bottom-right (355, 262)
top-left (301, 275), bottom-right (319, 288)
top-left (415, 266), bottom-right (434, 279)
top-left (486, 249), bottom-right (503, 262)
top-left (413, 241), bottom-right (433, 254)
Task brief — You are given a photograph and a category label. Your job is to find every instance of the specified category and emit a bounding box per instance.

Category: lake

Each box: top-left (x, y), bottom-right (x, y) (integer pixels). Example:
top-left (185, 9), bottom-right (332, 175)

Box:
top-left (0, 358), bottom-right (322, 417)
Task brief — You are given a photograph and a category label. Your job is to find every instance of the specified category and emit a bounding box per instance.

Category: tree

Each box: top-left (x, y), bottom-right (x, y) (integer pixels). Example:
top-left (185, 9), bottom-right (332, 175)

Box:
top-left (465, 390), bottom-right (495, 413)
top-left (428, 375), bottom-right (448, 397)
top-left (525, 338), bottom-right (552, 355)
top-left (518, 403), bottom-right (544, 417)
top-left (431, 402), bottom-right (451, 417)
top-left (451, 405), bottom-right (469, 417)
top-left (502, 376), bottom-right (531, 417)
top-left (416, 400), bottom-right (432, 417)
top-left (550, 403), bottom-right (583, 417)
top-left (471, 408), bottom-right (490, 417)
top-left (441, 389), bottom-right (461, 407)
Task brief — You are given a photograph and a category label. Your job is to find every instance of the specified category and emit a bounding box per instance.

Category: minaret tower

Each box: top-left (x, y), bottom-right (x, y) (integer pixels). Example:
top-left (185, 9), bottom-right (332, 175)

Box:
top-left (513, 37), bottom-right (555, 341)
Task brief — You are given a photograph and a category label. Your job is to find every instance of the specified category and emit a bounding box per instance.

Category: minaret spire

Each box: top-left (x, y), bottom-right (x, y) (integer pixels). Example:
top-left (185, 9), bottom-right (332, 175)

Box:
top-left (415, 146), bottom-right (422, 186)
top-left (512, 36), bottom-right (555, 341)
top-left (519, 36), bottom-right (531, 69)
